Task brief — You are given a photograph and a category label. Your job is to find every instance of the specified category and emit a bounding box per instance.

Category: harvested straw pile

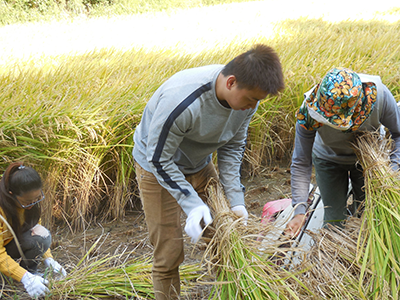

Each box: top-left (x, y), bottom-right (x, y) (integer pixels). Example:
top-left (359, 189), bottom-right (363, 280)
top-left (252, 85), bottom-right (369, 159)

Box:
top-left (296, 218), bottom-right (370, 299)
top-left (295, 131), bottom-right (400, 299)
top-left (51, 257), bottom-right (200, 299)
top-left (201, 180), bottom-right (308, 300)
top-left (49, 237), bottom-right (201, 299)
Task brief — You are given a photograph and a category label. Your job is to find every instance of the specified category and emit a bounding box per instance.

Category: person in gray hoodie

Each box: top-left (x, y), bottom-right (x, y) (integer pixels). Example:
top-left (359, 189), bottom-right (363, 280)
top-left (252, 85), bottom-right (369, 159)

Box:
top-left (133, 44), bottom-right (284, 300)
top-left (286, 67), bottom-right (400, 237)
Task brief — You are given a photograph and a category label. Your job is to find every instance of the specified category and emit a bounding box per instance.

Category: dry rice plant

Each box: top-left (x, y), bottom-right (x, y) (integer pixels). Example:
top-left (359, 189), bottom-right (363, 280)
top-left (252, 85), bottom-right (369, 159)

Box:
top-left (49, 236), bottom-right (202, 299)
top-left (243, 103), bottom-right (294, 177)
top-left (1, 12), bottom-right (400, 231)
top-left (295, 218), bottom-right (371, 299)
top-left (201, 180), bottom-right (308, 300)
top-left (0, 236), bottom-right (202, 300)
top-left (353, 131), bottom-right (400, 300)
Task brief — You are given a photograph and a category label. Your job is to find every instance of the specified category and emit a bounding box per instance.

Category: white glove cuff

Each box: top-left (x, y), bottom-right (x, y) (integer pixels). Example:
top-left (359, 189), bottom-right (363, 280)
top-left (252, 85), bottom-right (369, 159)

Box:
top-left (44, 257), bottom-right (54, 267)
top-left (184, 205), bottom-right (212, 243)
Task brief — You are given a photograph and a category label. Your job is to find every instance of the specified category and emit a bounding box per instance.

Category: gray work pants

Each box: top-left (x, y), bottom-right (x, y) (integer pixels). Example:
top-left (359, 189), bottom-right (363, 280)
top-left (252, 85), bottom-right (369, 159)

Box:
top-left (312, 153), bottom-right (365, 226)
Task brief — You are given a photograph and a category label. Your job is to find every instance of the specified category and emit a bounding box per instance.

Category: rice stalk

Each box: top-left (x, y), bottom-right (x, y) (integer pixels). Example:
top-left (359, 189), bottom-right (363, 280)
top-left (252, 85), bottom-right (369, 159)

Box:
top-left (295, 218), bottom-right (371, 299)
top-left (244, 99), bottom-right (294, 176)
top-left (201, 180), bottom-right (308, 300)
top-left (297, 132), bottom-right (400, 299)
top-left (352, 131), bottom-right (400, 300)
top-left (50, 237), bottom-right (202, 299)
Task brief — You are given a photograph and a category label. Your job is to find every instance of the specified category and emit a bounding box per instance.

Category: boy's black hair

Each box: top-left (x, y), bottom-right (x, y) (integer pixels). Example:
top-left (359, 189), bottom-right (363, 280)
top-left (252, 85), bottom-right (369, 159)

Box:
top-left (222, 44), bottom-right (284, 95)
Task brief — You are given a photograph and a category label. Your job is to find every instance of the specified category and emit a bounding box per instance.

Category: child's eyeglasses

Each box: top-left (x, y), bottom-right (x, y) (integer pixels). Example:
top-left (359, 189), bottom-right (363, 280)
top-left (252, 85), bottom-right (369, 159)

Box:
top-left (14, 191), bottom-right (45, 209)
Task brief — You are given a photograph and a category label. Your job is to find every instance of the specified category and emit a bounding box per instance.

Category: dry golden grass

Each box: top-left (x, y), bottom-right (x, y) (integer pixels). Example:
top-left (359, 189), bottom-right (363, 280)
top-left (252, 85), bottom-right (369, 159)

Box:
top-left (199, 180), bottom-right (308, 299)
top-left (352, 132), bottom-right (400, 299)
top-left (1, 1), bottom-right (400, 229)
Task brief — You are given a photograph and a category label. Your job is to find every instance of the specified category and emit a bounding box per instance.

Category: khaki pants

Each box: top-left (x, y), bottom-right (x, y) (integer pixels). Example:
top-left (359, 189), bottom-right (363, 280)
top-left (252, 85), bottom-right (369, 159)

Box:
top-left (135, 161), bottom-right (218, 300)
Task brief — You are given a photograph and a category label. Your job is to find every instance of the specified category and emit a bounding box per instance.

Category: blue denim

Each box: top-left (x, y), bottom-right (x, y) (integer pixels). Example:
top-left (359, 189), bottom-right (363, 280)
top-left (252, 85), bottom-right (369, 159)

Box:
top-left (312, 153), bottom-right (365, 226)
top-left (5, 225), bottom-right (52, 273)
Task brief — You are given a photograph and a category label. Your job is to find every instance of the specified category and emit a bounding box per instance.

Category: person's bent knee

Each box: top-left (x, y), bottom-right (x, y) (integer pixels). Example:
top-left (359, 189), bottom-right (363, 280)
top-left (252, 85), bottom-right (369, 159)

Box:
top-left (31, 224), bottom-right (50, 238)
top-left (29, 224), bottom-right (52, 256)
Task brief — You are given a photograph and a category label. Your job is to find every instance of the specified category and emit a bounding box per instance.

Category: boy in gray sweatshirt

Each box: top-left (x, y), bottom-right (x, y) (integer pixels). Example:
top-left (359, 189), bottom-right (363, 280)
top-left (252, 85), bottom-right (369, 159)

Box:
top-left (287, 67), bottom-right (400, 237)
top-left (133, 44), bottom-right (284, 300)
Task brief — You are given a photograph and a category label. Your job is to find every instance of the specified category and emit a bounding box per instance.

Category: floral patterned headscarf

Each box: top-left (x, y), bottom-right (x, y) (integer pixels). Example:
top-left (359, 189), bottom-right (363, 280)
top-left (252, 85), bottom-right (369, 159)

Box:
top-left (296, 67), bottom-right (377, 132)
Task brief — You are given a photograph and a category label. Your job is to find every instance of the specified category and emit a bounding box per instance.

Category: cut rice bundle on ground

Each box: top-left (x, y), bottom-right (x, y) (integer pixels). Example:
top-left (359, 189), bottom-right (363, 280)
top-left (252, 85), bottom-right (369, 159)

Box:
top-left (296, 218), bottom-right (372, 299)
top-left (49, 237), bottom-right (202, 299)
top-left (296, 132), bottom-right (400, 299)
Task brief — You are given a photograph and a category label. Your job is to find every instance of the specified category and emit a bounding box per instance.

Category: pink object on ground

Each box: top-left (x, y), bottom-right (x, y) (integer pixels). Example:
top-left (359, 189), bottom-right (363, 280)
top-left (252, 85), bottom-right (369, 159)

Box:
top-left (261, 198), bottom-right (292, 223)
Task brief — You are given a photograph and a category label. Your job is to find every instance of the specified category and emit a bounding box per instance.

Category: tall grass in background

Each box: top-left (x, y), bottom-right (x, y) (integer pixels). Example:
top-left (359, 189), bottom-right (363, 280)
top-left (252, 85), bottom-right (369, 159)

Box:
top-left (1, 17), bottom-right (400, 230)
top-left (0, 0), bottom-right (254, 26)
top-left (0, 46), bottom-right (237, 231)
top-left (245, 17), bottom-right (400, 174)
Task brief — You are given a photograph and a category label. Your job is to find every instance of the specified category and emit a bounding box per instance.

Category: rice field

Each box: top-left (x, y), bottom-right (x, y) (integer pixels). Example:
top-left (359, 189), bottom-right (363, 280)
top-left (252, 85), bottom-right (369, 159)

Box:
top-left (1, 1), bottom-right (400, 298)
top-left (1, 0), bottom-right (399, 230)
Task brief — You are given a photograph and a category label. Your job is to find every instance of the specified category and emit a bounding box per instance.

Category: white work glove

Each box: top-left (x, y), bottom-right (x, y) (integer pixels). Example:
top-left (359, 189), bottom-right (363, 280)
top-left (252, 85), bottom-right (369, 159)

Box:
top-left (184, 205), bottom-right (213, 243)
top-left (21, 271), bottom-right (49, 298)
top-left (44, 257), bottom-right (67, 278)
top-left (231, 204), bottom-right (249, 225)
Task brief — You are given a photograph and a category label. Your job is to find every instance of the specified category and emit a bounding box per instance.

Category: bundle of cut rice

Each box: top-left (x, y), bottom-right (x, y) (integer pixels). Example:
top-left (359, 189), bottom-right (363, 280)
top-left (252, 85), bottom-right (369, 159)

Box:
top-left (49, 237), bottom-right (201, 299)
top-left (352, 131), bottom-right (400, 299)
top-left (295, 218), bottom-right (371, 299)
top-left (201, 180), bottom-right (308, 300)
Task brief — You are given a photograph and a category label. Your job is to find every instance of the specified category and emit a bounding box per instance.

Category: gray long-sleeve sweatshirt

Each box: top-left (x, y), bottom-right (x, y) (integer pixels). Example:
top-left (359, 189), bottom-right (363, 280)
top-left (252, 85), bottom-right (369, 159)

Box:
top-left (133, 65), bottom-right (256, 216)
top-left (291, 74), bottom-right (400, 215)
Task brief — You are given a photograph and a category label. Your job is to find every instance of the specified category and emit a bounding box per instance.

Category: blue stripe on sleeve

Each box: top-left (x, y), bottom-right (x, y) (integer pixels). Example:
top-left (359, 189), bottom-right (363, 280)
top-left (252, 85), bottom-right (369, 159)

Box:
top-left (151, 82), bottom-right (212, 196)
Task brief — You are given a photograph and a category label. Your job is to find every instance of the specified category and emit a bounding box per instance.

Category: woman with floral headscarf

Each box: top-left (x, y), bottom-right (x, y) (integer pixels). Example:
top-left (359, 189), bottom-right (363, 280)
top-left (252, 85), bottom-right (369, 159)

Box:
top-left (286, 67), bottom-right (400, 237)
